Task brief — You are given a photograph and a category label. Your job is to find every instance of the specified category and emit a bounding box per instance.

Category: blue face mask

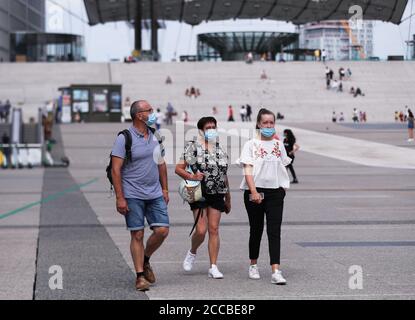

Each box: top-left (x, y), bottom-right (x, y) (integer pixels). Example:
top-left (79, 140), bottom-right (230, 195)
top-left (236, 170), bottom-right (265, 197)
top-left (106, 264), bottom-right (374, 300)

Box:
top-left (146, 113), bottom-right (157, 126)
top-left (205, 129), bottom-right (218, 142)
top-left (260, 127), bottom-right (276, 138)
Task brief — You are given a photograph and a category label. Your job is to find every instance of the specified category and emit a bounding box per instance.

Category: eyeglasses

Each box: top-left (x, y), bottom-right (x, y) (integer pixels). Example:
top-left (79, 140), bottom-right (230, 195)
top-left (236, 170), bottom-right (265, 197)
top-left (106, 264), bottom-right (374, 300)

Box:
top-left (138, 109), bottom-right (153, 114)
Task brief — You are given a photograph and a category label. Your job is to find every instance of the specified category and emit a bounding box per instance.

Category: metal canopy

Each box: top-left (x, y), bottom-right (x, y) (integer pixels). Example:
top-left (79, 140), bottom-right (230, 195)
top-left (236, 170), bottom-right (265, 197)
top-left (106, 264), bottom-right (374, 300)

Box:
top-left (84, 0), bottom-right (409, 26)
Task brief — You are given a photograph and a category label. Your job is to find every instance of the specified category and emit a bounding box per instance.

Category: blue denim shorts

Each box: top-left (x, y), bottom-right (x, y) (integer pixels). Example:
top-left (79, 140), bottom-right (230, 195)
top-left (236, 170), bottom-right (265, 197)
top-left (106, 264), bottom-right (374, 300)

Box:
top-left (125, 197), bottom-right (169, 231)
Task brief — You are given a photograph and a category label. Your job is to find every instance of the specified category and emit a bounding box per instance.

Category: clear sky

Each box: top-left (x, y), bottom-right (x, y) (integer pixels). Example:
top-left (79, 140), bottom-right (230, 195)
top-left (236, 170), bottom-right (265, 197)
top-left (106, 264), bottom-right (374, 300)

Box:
top-left (48, 0), bottom-right (415, 62)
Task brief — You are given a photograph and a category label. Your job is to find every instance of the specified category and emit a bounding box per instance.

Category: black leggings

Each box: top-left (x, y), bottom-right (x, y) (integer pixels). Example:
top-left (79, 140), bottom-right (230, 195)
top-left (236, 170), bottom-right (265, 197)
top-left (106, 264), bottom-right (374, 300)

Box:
top-left (287, 158), bottom-right (297, 181)
top-left (244, 188), bottom-right (286, 265)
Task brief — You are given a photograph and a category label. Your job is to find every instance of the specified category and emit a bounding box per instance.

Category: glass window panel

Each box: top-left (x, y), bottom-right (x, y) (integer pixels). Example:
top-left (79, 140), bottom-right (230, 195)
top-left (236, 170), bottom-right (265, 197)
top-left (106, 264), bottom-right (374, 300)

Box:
top-left (73, 90), bottom-right (89, 101)
top-left (92, 89), bottom-right (109, 113)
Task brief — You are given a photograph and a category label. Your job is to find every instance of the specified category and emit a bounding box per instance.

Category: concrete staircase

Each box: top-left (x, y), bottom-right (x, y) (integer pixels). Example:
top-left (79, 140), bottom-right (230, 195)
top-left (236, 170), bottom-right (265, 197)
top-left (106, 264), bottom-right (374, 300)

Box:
top-left (1, 61), bottom-right (414, 122)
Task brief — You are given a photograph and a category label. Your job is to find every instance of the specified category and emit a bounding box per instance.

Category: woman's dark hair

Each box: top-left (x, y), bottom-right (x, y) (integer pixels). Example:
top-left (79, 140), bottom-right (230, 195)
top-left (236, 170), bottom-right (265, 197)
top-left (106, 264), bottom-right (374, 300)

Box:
top-left (408, 109), bottom-right (414, 118)
top-left (256, 108), bottom-right (276, 129)
top-left (197, 117), bottom-right (217, 131)
top-left (284, 129), bottom-right (296, 144)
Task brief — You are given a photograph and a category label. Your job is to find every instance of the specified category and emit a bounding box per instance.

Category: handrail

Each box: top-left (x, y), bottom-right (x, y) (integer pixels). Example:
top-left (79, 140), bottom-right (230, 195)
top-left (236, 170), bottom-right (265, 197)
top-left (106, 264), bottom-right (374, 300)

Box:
top-left (0, 144), bottom-right (43, 148)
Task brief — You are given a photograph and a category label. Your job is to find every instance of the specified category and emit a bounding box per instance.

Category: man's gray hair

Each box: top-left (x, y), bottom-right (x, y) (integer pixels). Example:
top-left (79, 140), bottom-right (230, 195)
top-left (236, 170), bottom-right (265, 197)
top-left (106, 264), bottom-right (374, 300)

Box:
top-left (130, 100), bottom-right (146, 120)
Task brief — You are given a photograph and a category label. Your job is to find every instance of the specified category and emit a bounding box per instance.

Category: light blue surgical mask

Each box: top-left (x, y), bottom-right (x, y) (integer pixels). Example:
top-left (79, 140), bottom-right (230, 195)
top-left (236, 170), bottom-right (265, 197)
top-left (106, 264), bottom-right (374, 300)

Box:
top-left (260, 127), bottom-right (276, 138)
top-left (205, 129), bottom-right (218, 142)
top-left (146, 113), bottom-right (157, 126)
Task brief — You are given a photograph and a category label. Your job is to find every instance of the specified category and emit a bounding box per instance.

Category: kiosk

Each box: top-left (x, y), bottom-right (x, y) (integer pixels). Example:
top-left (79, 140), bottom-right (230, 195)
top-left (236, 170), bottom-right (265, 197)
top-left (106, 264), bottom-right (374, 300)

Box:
top-left (58, 85), bottom-right (122, 123)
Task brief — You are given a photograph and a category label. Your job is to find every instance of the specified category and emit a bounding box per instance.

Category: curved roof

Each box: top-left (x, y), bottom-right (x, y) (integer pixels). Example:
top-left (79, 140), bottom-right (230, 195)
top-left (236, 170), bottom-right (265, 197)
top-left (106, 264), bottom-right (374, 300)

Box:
top-left (84, 0), bottom-right (409, 26)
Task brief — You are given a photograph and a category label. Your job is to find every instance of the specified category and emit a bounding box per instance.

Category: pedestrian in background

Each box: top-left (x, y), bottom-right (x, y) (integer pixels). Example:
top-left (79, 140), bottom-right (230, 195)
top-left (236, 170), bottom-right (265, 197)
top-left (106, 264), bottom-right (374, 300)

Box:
top-left (408, 109), bottom-right (414, 142)
top-left (284, 129), bottom-right (300, 184)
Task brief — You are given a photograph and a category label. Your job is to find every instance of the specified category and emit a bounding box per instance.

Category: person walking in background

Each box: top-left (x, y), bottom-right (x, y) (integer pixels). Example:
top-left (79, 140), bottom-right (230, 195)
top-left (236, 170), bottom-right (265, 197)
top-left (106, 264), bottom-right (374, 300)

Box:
top-left (339, 67), bottom-right (345, 81)
top-left (124, 97), bottom-right (131, 109)
top-left (240, 106), bottom-right (247, 122)
top-left (325, 66), bottom-right (330, 80)
top-left (155, 108), bottom-right (164, 131)
top-left (407, 109), bottom-right (414, 142)
top-left (176, 117), bottom-right (231, 279)
top-left (228, 105), bottom-right (235, 122)
top-left (246, 105), bottom-right (253, 122)
top-left (314, 49), bottom-right (321, 61)
top-left (212, 106), bottom-right (218, 116)
top-left (166, 102), bottom-right (174, 125)
top-left (332, 112), bottom-right (337, 123)
top-left (284, 130), bottom-right (300, 184)
top-left (321, 49), bottom-right (327, 62)
top-left (238, 108), bottom-right (292, 285)
top-left (353, 108), bottom-right (359, 123)
top-left (182, 111), bottom-right (189, 123)
top-left (0, 101), bottom-right (4, 123)
top-left (328, 69), bottom-right (334, 80)
top-left (326, 77), bottom-right (331, 90)
top-left (4, 100), bottom-right (11, 123)
top-left (246, 52), bottom-right (254, 64)
top-left (1, 132), bottom-right (10, 168)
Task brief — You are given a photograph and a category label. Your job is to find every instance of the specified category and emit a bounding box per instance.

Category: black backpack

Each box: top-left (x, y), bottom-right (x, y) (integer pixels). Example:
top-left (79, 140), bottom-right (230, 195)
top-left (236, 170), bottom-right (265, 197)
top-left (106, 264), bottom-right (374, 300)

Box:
top-left (106, 127), bottom-right (165, 192)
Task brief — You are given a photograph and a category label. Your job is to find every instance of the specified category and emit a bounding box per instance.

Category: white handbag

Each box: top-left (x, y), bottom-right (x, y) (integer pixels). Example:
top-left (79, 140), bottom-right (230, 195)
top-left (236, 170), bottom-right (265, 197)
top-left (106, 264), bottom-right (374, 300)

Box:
top-left (178, 167), bottom-right (204, 204)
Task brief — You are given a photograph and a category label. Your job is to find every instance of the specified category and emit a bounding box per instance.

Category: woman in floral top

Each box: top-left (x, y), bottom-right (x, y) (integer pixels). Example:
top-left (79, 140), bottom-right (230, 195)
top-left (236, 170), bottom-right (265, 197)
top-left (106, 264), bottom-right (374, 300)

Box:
top-left (175, 117), bottom-right (231, 279)
top-left (238, 108), bottom-right (292, 285)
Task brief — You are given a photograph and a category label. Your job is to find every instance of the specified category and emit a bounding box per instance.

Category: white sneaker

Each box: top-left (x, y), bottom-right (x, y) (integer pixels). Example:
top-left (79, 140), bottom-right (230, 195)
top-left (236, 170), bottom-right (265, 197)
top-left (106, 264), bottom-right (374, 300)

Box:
top-left (271, 270), bottom-right (287, 285)
top-left (183, 251), bottom-right (197, 272)
top-left (249, 265), bottom-right (261, 280)
top-left (208, 265), bottom-right (224, 279)
top-left (408, 139), bottom-right (414, 142)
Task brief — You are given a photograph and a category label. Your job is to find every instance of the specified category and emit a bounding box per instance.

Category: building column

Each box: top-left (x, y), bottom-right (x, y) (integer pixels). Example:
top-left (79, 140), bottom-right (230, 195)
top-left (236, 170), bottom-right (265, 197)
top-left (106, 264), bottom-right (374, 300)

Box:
top-left (150, 0), bottom-right (158, 60)
top-left (134, 0), bottom-right (142, 51)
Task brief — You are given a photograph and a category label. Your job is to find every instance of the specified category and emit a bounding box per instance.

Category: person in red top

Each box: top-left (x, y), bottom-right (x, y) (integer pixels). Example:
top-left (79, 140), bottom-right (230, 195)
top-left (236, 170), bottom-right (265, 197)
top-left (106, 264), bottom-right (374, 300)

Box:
top-left (228, 105), bottom-right (235, 122)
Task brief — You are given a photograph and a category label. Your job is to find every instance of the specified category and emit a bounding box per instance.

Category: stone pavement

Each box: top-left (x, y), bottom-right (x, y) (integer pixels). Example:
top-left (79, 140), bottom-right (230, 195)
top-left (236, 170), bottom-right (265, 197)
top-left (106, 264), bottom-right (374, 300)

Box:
top-left (1, 121), bottom-right (414, 300)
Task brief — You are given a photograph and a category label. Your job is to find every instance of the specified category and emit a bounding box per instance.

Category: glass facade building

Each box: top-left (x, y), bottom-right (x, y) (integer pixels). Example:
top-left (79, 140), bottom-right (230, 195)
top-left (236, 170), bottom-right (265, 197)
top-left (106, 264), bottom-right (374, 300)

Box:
top-left (0, 0), bottom-right (45, 62)
top-left (198, 31), bottom-right (299, 62)
top-left (10, 32), bottom-right (85, 62)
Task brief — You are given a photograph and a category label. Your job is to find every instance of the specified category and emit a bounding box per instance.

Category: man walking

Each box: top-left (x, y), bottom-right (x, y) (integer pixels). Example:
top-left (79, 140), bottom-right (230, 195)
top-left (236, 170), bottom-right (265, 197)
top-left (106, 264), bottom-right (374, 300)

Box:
top-left (111, 100), bottom-right (170, 292)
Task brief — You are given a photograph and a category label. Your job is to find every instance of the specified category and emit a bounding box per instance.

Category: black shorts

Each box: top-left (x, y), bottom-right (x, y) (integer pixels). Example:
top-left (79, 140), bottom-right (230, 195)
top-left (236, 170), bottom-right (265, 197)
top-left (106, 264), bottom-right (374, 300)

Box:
top-left (190, 193), bottom-right (226, 213)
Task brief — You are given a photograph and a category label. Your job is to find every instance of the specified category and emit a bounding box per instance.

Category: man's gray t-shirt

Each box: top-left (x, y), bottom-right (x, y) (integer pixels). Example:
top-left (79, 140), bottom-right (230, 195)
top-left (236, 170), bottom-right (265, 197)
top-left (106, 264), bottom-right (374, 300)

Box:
top-left (111, 127), bottom-right (164, 200)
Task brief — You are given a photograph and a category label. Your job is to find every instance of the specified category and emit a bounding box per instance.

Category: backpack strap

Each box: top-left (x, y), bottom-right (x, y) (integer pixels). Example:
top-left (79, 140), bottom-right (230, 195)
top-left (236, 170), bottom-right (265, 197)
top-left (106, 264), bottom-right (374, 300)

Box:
top-left (148, 126), bottom-right (166, 157)
top-left (118, 130), bottom-right (132, 164)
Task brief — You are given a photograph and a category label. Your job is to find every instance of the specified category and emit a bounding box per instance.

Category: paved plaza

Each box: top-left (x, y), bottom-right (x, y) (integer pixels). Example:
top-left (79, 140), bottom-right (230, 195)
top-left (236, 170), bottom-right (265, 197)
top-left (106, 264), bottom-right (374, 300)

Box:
top-left (1, 121), bottom-right (415, 300)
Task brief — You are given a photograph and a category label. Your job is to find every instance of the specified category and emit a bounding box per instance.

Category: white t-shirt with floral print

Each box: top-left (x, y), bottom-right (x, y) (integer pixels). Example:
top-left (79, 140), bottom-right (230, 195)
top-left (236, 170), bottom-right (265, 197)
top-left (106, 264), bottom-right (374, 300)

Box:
top-left (237, 138), bottom-right (292, 190)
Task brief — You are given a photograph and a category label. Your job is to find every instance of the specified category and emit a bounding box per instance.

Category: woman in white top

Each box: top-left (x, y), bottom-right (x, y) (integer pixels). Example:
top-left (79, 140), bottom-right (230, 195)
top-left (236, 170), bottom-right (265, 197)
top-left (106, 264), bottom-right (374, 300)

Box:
top-left (238, 108), bottom-right (292, 285)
